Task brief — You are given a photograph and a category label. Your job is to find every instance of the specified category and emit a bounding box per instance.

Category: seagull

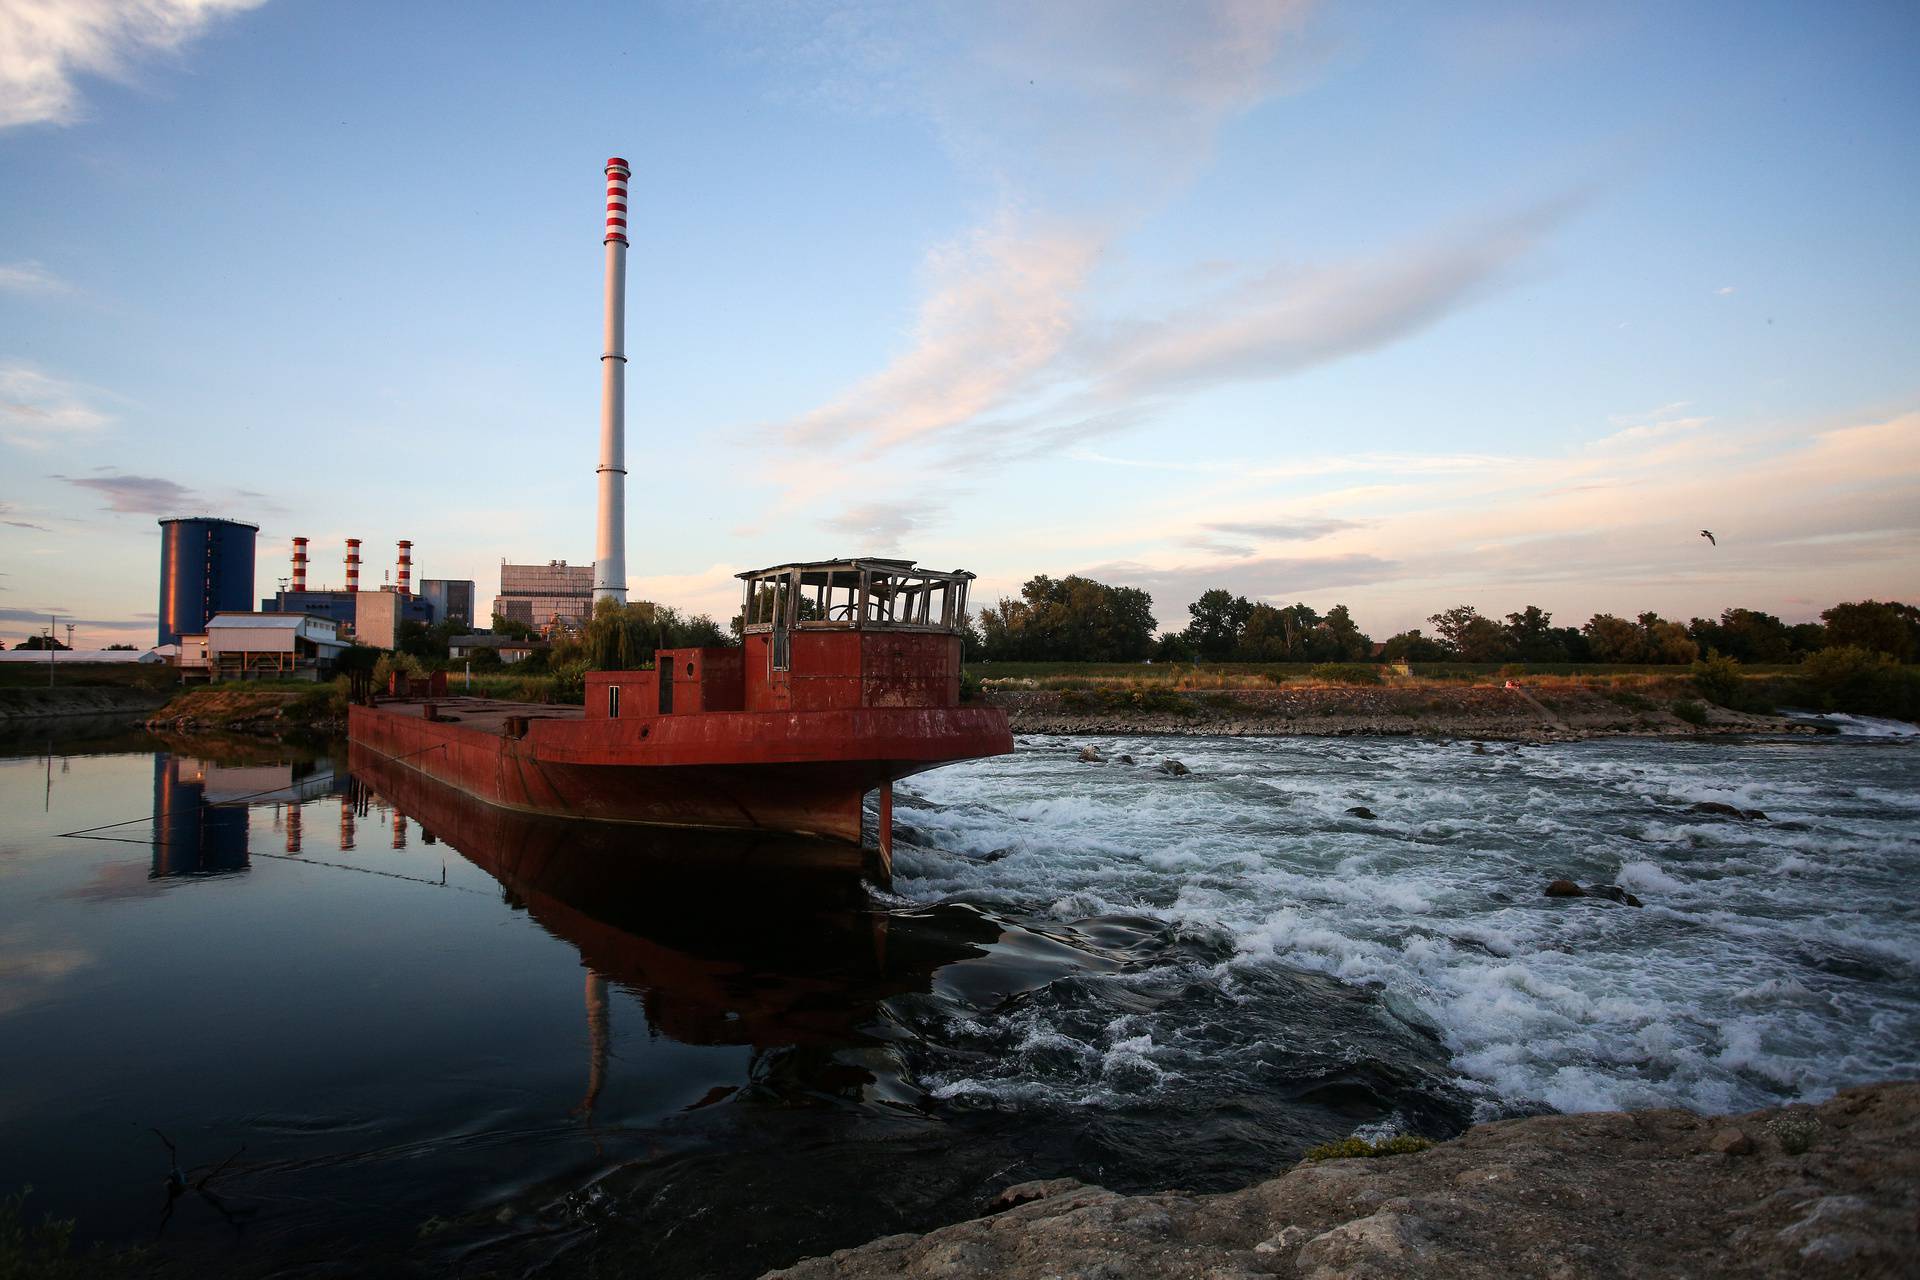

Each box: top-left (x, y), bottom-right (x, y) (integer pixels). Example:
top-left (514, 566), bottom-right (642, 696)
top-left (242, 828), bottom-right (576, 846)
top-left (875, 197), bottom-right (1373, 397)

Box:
top-left (1700, 530), bottom-right (1716, 546)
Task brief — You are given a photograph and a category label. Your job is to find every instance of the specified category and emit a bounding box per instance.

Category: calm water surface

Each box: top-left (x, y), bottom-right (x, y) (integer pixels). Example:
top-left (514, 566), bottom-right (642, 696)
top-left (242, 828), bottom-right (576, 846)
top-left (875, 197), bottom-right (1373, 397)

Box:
top-left (0, 724), bottom-right (1915, 1277)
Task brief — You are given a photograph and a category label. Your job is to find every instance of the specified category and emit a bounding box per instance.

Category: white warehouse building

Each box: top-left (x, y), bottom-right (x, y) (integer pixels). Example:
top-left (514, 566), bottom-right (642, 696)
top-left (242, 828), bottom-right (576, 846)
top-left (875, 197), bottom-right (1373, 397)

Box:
top-left (198, 613), bottom-right (350, 681)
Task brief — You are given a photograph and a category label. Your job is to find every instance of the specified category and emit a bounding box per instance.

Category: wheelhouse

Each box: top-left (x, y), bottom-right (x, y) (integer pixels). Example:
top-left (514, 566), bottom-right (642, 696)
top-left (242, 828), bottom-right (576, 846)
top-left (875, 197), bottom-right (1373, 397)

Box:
top-left (585, 558), bottom-right (976, 720)
top-left (736, 558), bottom-right (974, 635)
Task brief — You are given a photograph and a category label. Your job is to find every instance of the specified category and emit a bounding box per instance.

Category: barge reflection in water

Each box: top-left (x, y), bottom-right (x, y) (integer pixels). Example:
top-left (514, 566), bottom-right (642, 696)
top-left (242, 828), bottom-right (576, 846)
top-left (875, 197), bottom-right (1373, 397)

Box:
top-left (3, 734), bottom-right (1491, 1279)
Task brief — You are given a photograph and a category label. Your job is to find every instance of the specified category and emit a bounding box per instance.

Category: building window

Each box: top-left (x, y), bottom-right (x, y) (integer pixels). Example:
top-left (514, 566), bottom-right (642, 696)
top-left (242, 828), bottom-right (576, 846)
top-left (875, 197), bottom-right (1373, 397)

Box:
top-left (608, 684), bottom-right (621, 719)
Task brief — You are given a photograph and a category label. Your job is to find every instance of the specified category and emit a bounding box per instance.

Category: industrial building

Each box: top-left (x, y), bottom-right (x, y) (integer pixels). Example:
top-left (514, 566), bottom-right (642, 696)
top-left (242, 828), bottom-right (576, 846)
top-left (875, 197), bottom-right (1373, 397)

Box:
top-left (157, 517), bottom-right (258, 647)
top-left (418, 579), bottom-right (476, 627)
top-left (492, 560), bottom-right (595, 631)
top-left (259, 586), bottom-right (433, 635)
top-left (260, 538), bottom-right (435, 644)
top-left (180, 613), bottom-right (349, 681)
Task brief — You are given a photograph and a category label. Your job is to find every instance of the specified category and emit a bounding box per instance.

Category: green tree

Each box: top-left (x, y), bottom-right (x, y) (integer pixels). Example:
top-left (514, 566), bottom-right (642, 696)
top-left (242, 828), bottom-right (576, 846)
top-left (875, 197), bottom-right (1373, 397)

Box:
top-left (585, 598), bottom-right (726, 670)
top-left (1428, 606), bottom-right (1507, 661)
top-left (1182, 589), bottom-right (1253, 660)
top-left (1236, 604), bottom-right (1292, 661)
top-left (490, 613), bottom-right (537, 641)
top-left (1320, 604), bottom-right (1373, 662)
top-left (1583, 613), bottom-right (1644, 663)
top-left (1820, 600), bottom-right (1920, 662)
top-left (1802, 645), bottom-right (1917, 716)
top-left (1503, 606), bottom-right (1567, 662)
top-left (978, 575), bottom-right (1156, 662)
top-left (1380, 629), bottom-right (1446, 662)
top-left (1641, 613), bottom-right (1700, 664)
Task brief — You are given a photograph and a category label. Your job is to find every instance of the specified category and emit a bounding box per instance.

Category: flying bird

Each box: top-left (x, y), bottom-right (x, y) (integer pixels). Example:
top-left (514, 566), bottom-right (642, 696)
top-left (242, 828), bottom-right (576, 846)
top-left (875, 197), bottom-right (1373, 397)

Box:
top-left (1700, 530), bottom-right (1716, 546)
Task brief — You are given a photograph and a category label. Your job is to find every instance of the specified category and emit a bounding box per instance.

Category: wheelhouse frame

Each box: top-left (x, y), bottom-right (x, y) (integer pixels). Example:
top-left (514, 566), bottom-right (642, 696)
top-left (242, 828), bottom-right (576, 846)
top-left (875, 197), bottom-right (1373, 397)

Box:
top-left (737, 559), bottom-right (974, 638)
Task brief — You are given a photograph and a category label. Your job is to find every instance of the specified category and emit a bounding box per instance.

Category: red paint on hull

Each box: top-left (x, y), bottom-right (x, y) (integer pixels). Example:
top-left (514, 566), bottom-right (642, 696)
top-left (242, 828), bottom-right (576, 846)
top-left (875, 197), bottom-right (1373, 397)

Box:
top-left (347, 696), bottom-right (1011, 847)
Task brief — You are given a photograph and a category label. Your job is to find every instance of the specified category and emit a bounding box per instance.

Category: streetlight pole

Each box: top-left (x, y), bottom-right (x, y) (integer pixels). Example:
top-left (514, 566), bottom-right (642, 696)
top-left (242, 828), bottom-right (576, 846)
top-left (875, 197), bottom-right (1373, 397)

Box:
top-left (47, 614), bottom-right (56, 689)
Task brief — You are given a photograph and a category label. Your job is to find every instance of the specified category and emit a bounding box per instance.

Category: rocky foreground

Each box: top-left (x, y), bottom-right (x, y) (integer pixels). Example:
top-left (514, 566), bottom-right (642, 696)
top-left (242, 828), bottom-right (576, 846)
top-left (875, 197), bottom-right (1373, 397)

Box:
top-left (765, 1083), bottom-right (1918, 1279)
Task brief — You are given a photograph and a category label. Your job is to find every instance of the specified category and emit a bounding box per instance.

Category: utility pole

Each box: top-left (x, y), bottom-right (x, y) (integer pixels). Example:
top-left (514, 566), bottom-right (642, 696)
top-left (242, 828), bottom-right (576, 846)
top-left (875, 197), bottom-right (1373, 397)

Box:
top-left (47, 615), bottom-right (56, 689)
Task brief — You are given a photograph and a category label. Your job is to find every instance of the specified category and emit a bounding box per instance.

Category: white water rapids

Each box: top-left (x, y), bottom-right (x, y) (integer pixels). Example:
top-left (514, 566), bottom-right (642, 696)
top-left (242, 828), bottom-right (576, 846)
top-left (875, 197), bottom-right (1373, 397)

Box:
top-left (888, 729), bottom-right (1920, 1121)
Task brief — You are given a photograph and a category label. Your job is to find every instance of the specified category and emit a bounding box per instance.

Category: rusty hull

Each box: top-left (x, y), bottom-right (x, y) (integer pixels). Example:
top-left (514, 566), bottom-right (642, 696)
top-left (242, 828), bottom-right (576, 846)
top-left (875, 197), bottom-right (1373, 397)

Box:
top-left (347, 629), bottom-right (1010, 871)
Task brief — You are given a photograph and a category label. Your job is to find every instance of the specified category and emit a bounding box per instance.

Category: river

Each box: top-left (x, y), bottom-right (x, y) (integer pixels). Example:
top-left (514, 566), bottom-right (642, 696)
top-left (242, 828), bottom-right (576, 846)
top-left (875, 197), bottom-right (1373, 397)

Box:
top-left (1, 724), bottom-right (1914, 1276)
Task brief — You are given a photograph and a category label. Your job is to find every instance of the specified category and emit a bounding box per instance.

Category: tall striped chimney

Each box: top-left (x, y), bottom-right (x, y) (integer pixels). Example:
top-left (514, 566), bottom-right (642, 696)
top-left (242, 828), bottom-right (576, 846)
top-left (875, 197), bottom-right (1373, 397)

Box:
top-left (345, 538), bottom-right (361, 593)
top-left (592, 156), bottom-right (630, 605)
top-left (291, 537), bottom-right (308, 593)
top-left (396, 540), bottom-right (412, 596)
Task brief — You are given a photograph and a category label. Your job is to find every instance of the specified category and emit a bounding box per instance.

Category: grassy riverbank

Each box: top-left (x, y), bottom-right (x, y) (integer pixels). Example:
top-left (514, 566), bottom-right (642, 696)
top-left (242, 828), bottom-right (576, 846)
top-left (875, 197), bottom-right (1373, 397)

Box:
top-left (980, 674), bottom-right (1809, 739)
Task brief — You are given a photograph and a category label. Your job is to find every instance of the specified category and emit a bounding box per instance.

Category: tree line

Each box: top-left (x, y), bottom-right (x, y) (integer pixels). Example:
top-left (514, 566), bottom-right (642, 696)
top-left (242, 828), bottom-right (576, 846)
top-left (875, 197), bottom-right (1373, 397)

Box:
top-left (966, 574), bottom-right (1920, 667)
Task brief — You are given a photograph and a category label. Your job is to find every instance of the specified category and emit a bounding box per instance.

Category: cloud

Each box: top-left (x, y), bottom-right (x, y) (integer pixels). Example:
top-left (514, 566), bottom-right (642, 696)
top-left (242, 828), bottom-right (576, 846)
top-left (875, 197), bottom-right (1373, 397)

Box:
top-left (775, 194), bottom-right (1585, 465)
top-left (0, 0), bottom-right (267, 129)
top-left (1203, 517), bottom-right (1363, 541)
top-left (0, 605), bottom-right (143, 628)
top-left (819, 499), bottom-right (945, 551)
top-left (1179, 536), bottom-right (1255, 558)
top-left (1716, 285), bottom-right (1735, 296)
top-left (0, 261), bottom-right (69, 293)
top-left (785, 212), bottom-right (1104, 454)
top-left (1080, 552), bottom-right (1402, 606)
top-left (1083, 196), bottom-right (1585, 404)
top-left (0, 363), bottom-right (112, 447)
top-left (53, 470), bottom-right (196, 513)
top-left (3, 520), bottom-right (50, 531)
top-left (760, 2), bottom-right (1324, 467)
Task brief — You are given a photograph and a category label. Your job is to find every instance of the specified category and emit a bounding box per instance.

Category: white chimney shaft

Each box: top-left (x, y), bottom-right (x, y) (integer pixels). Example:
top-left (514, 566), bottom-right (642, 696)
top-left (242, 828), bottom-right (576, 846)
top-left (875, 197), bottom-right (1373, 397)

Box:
top-left (593, 156), bottom-right (631, 606)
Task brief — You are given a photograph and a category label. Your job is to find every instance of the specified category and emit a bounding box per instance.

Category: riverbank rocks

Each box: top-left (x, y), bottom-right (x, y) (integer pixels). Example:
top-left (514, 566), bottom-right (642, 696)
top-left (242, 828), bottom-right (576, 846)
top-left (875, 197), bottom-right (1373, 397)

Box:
top-left (1542, 880), bottom-right (1643, 907)
top-left (1689, 800), bottom-right (1769, 820)
top-left (761, 1083), bottom-right (1920, 1280)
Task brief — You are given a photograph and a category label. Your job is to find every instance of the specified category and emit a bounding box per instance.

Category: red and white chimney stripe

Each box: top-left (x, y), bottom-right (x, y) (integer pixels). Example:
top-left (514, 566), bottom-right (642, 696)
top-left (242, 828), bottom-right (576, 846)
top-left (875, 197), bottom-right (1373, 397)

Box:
top-left (604, 157), bottom-right (630, 246)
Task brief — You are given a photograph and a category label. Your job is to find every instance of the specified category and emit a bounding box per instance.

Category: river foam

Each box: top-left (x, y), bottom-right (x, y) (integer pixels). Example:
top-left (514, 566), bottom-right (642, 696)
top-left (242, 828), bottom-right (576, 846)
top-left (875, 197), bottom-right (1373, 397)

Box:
top-left (890, 733), bottom-right (1920, 1122)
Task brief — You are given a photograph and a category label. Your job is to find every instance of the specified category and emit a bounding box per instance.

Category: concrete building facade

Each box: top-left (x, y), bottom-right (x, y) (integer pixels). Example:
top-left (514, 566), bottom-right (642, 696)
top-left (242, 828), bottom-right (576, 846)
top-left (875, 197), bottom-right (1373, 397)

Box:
top-left (492, 560), bottom-right (594, 631)
top-left (418, 579), bottom-right (476, 628)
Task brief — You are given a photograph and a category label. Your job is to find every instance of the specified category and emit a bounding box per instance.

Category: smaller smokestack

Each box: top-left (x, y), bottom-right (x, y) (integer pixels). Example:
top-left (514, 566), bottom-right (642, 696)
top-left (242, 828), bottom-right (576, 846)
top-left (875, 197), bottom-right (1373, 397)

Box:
top-left (291, 537), bottom-right (308, 593)
top-left (346, 538), bottom-right (362, 593)
top-left (396, 540), bottom-right (412, 596)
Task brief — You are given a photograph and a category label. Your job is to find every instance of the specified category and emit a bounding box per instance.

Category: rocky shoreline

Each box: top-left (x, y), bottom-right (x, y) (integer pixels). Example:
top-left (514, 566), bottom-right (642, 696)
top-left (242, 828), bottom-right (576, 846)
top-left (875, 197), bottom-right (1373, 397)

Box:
top-left (985, 684), bottom-right (1821, 741)
top-left (766, 1082), bottom-right (1918, 1278)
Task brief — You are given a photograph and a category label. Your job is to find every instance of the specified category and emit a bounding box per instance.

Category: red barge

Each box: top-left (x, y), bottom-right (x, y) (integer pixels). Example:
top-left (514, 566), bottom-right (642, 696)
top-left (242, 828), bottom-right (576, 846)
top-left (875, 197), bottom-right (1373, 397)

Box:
top-left (347, 558), bottom-right (1012, 879)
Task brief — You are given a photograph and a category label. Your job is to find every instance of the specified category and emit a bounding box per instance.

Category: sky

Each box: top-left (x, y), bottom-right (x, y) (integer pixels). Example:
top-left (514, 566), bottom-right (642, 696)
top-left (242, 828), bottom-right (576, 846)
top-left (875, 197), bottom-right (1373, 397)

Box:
top-left (1, 0), bottom-right (1916, 649)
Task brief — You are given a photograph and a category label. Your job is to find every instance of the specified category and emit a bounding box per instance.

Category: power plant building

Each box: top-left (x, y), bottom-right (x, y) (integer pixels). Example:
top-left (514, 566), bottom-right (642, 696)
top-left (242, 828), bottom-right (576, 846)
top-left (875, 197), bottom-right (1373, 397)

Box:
top-left (157, 517), bottom-right (258, 647)
top-left (493, 560), bottom-right (595, 630)
top-left (419, 579), bottom-right (476, 628)
top-left (260, 537), bottom-right (433, 644)
top-left (260, 587), bottom-right (432, 636)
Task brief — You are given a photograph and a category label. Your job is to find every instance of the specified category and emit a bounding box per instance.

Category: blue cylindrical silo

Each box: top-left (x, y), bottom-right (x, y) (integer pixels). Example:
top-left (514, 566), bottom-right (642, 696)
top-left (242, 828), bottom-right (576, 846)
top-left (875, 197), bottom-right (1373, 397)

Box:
top-left (157, 517), bottom-right (259, 646)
